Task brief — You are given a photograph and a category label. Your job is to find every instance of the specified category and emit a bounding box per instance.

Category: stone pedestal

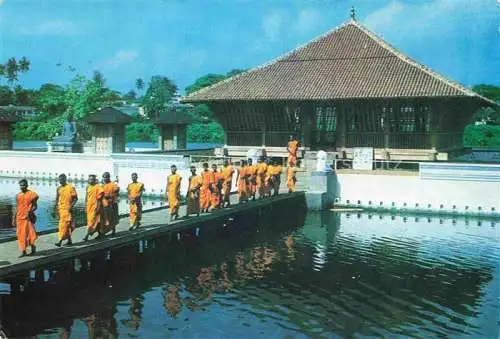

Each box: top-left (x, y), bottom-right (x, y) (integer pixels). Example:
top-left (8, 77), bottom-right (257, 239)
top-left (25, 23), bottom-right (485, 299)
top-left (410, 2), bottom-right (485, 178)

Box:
top-left (47, 141), bottom-right (82, 153)
top-left (305, 171), bottom-right (338, 211)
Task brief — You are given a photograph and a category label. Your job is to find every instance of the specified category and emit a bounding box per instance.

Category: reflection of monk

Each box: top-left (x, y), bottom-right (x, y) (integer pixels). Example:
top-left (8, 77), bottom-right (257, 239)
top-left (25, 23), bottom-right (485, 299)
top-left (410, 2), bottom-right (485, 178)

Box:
top-left (121, 295), bottom-right (144, 330)
top-left (217, 262), bottom-right (232, 291)
top-left (164, 283), bottom-right (182, 318)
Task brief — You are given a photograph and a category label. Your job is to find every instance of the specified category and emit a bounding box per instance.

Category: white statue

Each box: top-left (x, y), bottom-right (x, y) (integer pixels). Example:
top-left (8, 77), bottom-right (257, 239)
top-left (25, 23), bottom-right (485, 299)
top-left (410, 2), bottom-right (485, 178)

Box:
top-left (316, 150), bottom-right (332, 172)
top-left (246, 148), bottom-right (259, 165)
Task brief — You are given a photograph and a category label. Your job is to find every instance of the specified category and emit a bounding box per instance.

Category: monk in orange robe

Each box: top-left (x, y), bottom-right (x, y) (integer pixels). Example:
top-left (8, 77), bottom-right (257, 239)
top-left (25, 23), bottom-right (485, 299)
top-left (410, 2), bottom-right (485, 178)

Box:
top-left (236, 160), bottom-right (248, 203)
top-left (256, 157), bottom-right (268, 199)
top-left (220, 160), bottom-right (234, 208)
top-left (272, 161), bottom-right (283, 196)
top-left (166, 165), bottom-right (182, 221)
top-left (200, 162), bottom-right (215, 213)
top-left (264, 159), bottom-right (274, 198)
top-left (186, 166), bottom-right (202, 217)
top-left (210, 164), bottom-right (223, 210)
top-left (101, 171), bottom-right (120, 236)
top-left (127, 173), bottom-right (145, 230)
top-left (287, 135), bottom-right (299, 167)
top-left (54, 174), bottom-right (78, 247)
top-left (246, 158), bottom-right (258, 201)
top-left (13, 179), bottom-right (38, 257)
top-left (287, 164), bottom-right (298, 193)
top-left (83, 174), bottom-right (104, 242)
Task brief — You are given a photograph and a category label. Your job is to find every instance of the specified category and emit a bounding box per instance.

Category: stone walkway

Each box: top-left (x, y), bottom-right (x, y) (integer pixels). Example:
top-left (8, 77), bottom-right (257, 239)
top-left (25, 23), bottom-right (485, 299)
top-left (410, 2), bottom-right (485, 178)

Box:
top-left (0, 191), bottom-right (304, 280)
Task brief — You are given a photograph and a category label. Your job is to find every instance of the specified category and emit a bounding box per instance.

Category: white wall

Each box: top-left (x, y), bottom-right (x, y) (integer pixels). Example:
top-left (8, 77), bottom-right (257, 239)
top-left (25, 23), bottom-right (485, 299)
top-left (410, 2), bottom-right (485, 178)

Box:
top-left (333, 164), bottom-right (500, 216)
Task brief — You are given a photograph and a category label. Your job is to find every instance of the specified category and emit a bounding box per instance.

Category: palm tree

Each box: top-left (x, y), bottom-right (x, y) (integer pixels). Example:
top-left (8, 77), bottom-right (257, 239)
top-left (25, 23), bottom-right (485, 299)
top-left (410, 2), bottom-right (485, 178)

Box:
top-left (18, 57), bottom-right (30, 73)
top-left (135, 78), bottom-right (145, 92)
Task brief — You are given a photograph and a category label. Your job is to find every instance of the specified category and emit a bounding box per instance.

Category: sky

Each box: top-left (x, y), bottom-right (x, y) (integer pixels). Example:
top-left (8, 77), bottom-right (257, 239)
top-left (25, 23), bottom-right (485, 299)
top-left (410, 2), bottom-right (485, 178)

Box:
top-left (0, 0), bottom-right (498, 94)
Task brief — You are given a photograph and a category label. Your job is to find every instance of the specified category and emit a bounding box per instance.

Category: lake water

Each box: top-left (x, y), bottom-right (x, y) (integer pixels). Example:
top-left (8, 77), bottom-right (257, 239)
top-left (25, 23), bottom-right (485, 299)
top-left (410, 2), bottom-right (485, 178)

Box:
top-left (0, 178), bottom-right (166, 238)
top-left (0, 202), bottom-right (498, 338)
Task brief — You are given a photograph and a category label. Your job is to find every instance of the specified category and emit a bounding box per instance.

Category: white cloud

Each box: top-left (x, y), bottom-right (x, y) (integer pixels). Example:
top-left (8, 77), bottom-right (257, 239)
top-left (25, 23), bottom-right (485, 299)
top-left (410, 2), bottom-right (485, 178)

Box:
top-left (20, 19), bottom-right (78, 36)
top-left (101, 49), bottom-right (139, 71)
top-left (0, 0), bottom-right (6, 7)
top-left (294, 8), bottom-right (322, 35)
top-left (262, 12), bottom-right (283, 41)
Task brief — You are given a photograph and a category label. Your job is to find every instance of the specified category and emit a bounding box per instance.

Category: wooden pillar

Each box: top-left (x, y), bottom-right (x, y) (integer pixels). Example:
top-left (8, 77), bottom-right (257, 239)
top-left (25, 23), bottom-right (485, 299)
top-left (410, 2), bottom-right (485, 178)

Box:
top-left (0, 123), bottom-right (13, 150)
top-left (338, 102), bottom-right (347, 149)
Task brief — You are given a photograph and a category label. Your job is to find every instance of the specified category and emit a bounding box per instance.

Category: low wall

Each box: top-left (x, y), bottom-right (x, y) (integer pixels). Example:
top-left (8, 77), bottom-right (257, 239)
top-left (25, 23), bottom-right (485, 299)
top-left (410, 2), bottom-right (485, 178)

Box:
top-left (331, 162), bottom-right (500, 217)
top-left (0, 151), bottom-right (199, 197)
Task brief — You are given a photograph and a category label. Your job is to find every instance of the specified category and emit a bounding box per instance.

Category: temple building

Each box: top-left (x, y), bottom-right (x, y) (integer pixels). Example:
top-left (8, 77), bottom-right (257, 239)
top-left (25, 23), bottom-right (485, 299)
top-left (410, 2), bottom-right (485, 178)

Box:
top-left (183, 16), bottom-right (494, 160)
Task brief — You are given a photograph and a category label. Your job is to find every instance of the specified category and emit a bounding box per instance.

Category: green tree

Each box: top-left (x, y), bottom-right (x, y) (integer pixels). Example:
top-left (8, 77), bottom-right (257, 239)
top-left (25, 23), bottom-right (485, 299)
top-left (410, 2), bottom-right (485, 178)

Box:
top-left (0, 86), bottom-right (14, 105)
top-left (123, 90), bottom-right (137, 102)
top-left (142, 75), bottom-right (177, 119)
top-left (472, 84), bottom-right (500, 124)
top-left (1, 57), bottom-right (31, 84)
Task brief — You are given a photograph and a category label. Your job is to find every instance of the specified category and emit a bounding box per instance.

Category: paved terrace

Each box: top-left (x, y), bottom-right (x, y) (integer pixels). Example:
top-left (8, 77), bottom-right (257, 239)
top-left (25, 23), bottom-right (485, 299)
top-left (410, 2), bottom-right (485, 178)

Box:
top-left (0, 192), bottom-right (305, 280)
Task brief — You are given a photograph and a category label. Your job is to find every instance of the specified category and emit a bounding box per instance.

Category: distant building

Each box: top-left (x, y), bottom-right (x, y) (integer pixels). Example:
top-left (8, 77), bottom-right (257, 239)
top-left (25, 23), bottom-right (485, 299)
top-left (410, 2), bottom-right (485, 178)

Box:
top-left (0, 105), bottom-right (38, 119)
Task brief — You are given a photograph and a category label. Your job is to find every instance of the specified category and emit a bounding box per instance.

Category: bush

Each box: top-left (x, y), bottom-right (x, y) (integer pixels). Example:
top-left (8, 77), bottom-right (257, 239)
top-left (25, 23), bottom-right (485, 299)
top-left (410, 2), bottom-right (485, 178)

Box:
top-left (187, 122), bottom-right (224, 143)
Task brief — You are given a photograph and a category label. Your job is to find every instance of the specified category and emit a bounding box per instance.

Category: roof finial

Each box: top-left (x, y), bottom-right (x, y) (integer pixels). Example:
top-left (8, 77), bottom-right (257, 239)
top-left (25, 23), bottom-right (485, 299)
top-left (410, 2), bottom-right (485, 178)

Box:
top-left (350, 6), bottom-right (356, 21)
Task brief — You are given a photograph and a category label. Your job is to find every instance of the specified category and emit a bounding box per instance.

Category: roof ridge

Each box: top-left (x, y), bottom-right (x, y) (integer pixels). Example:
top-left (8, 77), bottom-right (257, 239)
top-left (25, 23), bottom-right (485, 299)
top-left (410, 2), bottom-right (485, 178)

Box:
top-left (184, 19), bottom-right (355, 100)
top-left (350, 20), bottom-right (495, 104)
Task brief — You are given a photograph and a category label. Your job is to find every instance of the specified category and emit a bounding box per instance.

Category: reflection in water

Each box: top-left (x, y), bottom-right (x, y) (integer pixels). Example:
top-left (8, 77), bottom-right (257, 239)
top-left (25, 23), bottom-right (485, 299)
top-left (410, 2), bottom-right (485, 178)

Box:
top-left (0, 207), bottom-right (498, 338)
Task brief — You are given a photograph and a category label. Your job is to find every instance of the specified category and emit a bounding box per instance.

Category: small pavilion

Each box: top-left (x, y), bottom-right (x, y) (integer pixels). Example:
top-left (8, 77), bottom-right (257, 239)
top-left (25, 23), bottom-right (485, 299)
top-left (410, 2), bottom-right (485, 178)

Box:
top-left (155, 107), bottom-right (193, 151)
top-left (0, 110), bottom-right (20, 150)
top-left (85, 107), bottom-right (134, 154)
top-left (183, 13), bottom-right (495, 161)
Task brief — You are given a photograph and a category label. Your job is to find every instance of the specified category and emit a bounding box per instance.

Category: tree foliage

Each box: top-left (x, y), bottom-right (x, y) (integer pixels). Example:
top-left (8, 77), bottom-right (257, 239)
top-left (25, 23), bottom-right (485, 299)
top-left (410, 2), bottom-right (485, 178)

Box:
top-left (142, 75), bottom-right (177, 119)
top-left (472, 84), bottom-right (500, 125)
top-left (1, 57), bottom-right (31, 84)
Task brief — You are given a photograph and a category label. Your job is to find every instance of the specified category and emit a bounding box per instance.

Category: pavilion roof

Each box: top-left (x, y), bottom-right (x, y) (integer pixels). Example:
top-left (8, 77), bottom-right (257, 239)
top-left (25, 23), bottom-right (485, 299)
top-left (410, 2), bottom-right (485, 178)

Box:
top-left (155, 107), bottom-right (193, 125)
top-left (85, 107), bottom-right (134, 124)
top-left (183, 20), bottom-right (494, 105)
top-left (0, 109), bottom-right (22, 123)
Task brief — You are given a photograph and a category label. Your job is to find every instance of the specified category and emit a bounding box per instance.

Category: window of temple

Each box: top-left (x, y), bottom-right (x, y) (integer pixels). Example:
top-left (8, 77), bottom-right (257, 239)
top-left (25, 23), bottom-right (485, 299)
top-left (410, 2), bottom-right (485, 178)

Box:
top-left (399, 105), bottom-right (415, 132)
top-left (315, 106), bottom-right (337, 132)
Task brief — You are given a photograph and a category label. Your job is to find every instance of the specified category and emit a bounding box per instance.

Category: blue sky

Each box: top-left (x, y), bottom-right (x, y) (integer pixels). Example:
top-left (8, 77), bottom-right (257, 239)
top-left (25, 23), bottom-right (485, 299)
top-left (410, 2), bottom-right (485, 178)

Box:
top-left (0, 0), bottom-right (498, 94)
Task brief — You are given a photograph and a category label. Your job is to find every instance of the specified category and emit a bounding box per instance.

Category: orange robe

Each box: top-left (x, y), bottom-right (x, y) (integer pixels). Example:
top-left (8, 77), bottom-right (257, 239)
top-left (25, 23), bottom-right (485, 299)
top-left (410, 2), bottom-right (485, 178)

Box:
top-left (200, 170), bottom-right (215, 210)
top-left (273, 165), bottom-right (283, 194)
top-left (246, 165), bottom-right (258, 197)
top-left (187, 175), bottom-right (202, 215)
top-left (237, 167), bottom-right (248, 202)
top-left (287, 140), bottom-right (298, 166)
top-left (256, 162), bottom-right (268, 198)
top-left (264, 165), bottom-right (274, 196)
top-left (57, 184), bottom-right (77, 241)
top-left (211, 171), bottom-right (223, 208)
top-left (287, 167), bottom-right (297, 192)
top-left (220, 165), bottom-right (234, 204)
top-left (15, 190), bottom-right (38, 252)
top-left (102, 182), bottom-right (119, 234)
top-left (167, 174), bottom-right (182, 216)
top-left (86, 184), bottom-right (104, 234)
top-left (128, 182), bottom-right (144, 227)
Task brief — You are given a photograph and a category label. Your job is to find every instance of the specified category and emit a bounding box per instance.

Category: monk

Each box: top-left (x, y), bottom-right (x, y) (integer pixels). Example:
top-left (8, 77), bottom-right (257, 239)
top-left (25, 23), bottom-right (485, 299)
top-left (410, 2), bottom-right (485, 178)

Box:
top-left (166, 165), bottom-right (182, 221)
top-left (54, 174), bottom-right (78, 247)
top-left (246, 158), bottom-right (258, 201)
top-left (200, 162), bottom-right (215, 213)
top-left (13, 179), bottom-right (38, 257)
top-left (236, 160), bottom-right (248, 203)
top-left (287, 135), bottom-right (299, 167)
top-left (272, 160), bottom-right (283, 196)
top-left (211, 164), bottom-right (223, 210)
top-left (256, 157), bottom-right (268, 199)
top-left (83, 174), bottom-right (104, 242)
top-left (101, 172), bottom-right (120, 236)
top-left (264, 159), bottom-right (274, 198)
top-left (128, 173), bottom-right (145, 230)
top-left (186, 166), bottom-right (202, 217)
top-left (287, 163), bottom-right (298, 193)
top-left (220, 160), bottom-right (234, 208)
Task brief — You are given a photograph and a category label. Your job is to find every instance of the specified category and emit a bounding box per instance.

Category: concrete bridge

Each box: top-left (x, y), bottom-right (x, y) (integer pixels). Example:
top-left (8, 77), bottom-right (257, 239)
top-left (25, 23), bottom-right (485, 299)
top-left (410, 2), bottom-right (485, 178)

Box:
top-left (0, 192), bottom-right (305, 287)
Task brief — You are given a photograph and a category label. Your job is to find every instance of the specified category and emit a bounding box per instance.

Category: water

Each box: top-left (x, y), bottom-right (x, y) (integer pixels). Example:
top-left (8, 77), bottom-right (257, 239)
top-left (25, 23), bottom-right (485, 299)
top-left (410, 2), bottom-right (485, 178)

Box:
top-left (0, 177), bottom-right (166, 237)
top-left (0, 204), bottom-right (498, 338)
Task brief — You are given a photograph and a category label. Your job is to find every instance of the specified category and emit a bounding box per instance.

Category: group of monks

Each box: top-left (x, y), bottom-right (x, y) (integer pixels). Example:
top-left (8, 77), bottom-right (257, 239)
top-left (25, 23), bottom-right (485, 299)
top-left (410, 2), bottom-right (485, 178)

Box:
top-left (11, 136), bottom-right (300, 258)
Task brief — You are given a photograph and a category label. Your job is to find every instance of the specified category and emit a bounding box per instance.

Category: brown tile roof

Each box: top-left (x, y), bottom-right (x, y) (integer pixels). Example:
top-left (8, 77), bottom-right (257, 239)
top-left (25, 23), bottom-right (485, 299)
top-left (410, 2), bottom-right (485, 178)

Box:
top-left (183, 20), bottom-right (494, 105)
top-left (85, 107), bottom-right (134, 124)
top-left (0, 109), bottom-right (22, 123)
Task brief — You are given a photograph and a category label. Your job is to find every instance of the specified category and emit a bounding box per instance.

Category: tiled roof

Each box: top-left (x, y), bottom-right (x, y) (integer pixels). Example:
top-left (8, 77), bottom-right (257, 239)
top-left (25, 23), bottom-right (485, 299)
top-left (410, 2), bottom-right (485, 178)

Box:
top-left (184, 20), bottom-right (494, 105)
top-left (85, 107), bottom-right (134, 124)
top-left (0, 110), bottom-right (22, 122)
top-left (156, 107), bottom-right (193, 125)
